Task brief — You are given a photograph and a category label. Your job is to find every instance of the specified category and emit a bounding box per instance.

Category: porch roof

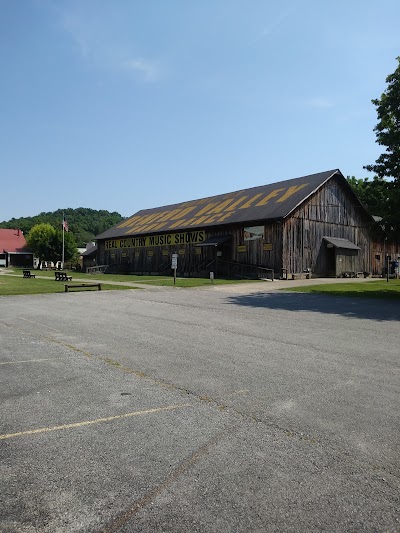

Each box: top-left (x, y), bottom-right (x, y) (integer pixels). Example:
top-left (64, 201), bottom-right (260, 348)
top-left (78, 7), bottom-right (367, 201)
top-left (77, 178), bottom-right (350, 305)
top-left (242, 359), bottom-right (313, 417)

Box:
top-left (195, 235), bottom-right (232, 247)
top-left (323, 236), bottom-right (360, 250)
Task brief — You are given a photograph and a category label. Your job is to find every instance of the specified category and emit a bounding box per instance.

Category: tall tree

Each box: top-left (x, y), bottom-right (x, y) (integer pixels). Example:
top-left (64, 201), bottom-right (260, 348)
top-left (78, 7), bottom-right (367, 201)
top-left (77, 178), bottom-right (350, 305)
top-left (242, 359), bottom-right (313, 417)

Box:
top-left (26, 224), bottom-right (56, 266)
top-left (364, 57), bottom-right (400, 181)
top-left (48, 230), bottom-right (78, 264)
top-left (346, 176), bottom-right (389, 218)
top-left (26, 224), bottom-right (77, 266)
top-left (364, 57), bottom-right (400, 238)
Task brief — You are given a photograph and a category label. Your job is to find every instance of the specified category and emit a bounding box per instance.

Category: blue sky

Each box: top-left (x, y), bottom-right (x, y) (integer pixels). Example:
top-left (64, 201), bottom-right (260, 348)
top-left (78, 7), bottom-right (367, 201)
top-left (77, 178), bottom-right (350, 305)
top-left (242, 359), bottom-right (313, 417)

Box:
top-left (1, 0), bottom-right (399, 221)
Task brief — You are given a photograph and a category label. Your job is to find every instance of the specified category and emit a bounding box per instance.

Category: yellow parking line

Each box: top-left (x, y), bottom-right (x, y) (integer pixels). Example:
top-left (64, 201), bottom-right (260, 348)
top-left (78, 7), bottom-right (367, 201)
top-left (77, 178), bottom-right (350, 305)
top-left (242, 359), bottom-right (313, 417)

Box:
top-left (17, 316), bottom-right (60, 332)
top-left (0, 357), bottom-right (69, 365)
top-left (0, 404), bottom-right (191, 440)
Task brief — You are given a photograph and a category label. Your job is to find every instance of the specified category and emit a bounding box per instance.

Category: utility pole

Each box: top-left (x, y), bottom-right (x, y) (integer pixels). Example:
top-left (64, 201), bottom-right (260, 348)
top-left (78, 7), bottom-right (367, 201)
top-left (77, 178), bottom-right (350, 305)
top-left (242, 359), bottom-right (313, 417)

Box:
top-left (62, 213), bottom-right (66, 269)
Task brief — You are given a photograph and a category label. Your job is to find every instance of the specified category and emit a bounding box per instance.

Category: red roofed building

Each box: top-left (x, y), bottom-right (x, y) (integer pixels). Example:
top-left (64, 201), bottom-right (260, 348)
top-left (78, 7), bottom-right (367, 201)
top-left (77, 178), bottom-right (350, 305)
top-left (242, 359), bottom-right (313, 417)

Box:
top-left (0, 229), bottom-right (34, 268)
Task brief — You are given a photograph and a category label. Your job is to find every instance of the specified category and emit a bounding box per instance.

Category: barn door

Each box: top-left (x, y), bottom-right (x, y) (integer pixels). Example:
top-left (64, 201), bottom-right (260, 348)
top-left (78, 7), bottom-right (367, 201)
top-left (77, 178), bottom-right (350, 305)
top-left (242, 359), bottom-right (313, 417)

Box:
top-left (326, 246), bottom-right (336, 276)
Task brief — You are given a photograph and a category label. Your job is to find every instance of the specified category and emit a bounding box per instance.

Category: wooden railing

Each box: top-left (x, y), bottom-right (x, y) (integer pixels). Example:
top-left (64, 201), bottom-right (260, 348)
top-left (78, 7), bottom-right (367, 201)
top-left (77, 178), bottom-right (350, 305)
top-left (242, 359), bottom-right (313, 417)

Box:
top-left (87, 259), bottom-right (274, 280)
top-left (155, 259), bottom-right (171, 273)
top-left (196, 259), bottom-right (216, 272)
top-left (215, 260), bottom-right (274, 280)
top-left (86, 265), bottom-right (108, 274)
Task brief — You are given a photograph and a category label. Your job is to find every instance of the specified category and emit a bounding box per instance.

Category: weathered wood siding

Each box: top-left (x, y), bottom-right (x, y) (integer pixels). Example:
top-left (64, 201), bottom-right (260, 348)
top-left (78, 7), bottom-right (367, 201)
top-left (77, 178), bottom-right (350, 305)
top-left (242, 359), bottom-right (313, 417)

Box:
top-left (227, 222), bottom-right (283, 275)
top-left (371, 241), bottom-right (400, 276)
top-left (282, 176), bottom-right (372, 276)
top-left (97, 221), bottom-right (283, 277)
top-left (97, 233), bottom-right (214, 275)
top-left (335, 249), bottom-right (359, 275)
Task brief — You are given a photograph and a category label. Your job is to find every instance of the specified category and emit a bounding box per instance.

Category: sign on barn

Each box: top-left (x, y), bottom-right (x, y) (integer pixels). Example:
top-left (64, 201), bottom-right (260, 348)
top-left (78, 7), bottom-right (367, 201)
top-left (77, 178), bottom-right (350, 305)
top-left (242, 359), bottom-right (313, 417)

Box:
top-left (105, 230), bottom-right (205, 250)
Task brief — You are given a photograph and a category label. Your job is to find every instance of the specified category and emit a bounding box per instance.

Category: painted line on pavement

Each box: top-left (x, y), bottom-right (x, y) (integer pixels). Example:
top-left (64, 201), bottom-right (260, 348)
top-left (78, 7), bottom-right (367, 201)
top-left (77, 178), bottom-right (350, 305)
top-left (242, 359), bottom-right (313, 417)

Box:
top-left (0, 404), bottom-right (191, 440)
top-left (18, 316), bottom-right (61, 332)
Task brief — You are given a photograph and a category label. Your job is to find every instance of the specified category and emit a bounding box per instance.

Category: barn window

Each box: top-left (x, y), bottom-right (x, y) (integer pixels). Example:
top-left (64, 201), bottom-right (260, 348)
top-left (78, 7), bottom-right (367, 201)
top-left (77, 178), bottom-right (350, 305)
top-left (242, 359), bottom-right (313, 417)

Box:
top-left (244, 226), bottom-right (264, 241)
top-left (375, 254), bottom-right (380, 260)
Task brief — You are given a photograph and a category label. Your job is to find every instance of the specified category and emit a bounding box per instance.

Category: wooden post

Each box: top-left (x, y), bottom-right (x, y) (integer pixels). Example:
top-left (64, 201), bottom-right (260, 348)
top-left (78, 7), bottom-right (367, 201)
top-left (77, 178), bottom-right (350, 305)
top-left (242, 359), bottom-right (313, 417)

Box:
top-left (386, 254), bottom-right (389, 283)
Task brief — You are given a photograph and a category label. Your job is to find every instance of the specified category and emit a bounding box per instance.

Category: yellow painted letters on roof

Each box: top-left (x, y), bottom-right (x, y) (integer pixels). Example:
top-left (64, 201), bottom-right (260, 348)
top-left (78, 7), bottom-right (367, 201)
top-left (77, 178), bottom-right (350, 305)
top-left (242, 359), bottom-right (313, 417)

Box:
top-left (116, 183), bottom-right (310, 234)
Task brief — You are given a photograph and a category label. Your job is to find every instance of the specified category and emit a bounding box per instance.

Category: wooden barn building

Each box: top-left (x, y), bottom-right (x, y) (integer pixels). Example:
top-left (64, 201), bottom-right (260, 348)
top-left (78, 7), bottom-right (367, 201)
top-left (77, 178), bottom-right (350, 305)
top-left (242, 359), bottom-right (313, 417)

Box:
top-left (95, 169), bottom-right (378, 279)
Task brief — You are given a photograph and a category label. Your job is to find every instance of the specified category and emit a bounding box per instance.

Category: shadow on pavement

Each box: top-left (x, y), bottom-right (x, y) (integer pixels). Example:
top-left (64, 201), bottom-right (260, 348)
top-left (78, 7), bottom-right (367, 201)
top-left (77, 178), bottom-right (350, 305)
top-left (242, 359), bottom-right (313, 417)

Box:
top-left (225, 291), bottom-right (400, 322)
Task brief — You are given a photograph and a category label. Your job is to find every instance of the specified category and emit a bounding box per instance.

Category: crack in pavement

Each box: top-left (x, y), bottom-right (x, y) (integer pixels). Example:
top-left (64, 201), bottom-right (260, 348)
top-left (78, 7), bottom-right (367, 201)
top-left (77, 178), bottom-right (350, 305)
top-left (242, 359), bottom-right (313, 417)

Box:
top-left (101, 424), bottom-right (238, 533)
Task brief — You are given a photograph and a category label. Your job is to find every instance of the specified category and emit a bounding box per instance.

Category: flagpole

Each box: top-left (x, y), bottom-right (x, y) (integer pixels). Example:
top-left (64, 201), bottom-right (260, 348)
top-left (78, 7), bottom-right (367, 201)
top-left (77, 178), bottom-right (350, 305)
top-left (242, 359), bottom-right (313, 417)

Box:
top-left (62, 212), bottom-right (65, 269)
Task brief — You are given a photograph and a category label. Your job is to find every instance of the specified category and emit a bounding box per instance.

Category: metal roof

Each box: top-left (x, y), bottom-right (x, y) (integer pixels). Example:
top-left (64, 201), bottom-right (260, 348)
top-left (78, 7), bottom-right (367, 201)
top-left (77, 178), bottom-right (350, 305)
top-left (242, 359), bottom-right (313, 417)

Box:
top-left (82, 245), bottom-right (97, 256)
top-left (0, 229), bottom-right (31, 253)
top-left (96, 169), bottom-right (353, 239)
top-left (323, 237), bottom-right (360, 250)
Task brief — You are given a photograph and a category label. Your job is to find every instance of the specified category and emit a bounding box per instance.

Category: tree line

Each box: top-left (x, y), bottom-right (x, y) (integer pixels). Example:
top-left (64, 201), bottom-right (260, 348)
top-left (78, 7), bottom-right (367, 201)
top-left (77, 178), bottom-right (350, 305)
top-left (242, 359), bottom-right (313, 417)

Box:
top-left (0, 208), bottom-right (124, 248)
top-left (0, 208), bottom-right (124, 266)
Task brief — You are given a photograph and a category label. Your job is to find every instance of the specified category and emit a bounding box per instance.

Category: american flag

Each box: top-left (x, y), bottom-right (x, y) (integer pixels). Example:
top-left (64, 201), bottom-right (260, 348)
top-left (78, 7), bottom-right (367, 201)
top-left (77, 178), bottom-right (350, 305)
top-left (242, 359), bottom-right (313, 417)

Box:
top-left (63, 219), bottom-right (69, 232)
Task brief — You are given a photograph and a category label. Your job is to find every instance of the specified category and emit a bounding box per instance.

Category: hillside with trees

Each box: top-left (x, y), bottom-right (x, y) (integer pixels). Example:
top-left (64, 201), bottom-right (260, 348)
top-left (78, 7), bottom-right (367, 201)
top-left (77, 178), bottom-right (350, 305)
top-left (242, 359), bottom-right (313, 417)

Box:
top-left (0, 208), bottom-right (124, 247)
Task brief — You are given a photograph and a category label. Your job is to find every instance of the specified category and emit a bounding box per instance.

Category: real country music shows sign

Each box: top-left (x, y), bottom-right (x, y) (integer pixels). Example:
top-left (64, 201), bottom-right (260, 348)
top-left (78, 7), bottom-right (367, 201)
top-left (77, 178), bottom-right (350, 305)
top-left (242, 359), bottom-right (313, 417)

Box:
top-left (105, 230), bottom-right (205, 250)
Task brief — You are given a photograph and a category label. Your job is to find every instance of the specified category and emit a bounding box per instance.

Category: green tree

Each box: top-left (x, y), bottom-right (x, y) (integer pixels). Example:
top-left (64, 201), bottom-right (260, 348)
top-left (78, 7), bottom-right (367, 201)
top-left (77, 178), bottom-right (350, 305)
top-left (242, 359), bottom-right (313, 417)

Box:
top-left (26, 223), bottom-right (78, 266)
top-left (26, 224), bottom-right (56, 266)
top-left (364, 57), bottom-right (400, 181)
top-left (48, 230), bottom-right (78, 264)
top-left (346, 176), bottom-right (389, 218)
top-left (364, 57), bottom-right (400, 238)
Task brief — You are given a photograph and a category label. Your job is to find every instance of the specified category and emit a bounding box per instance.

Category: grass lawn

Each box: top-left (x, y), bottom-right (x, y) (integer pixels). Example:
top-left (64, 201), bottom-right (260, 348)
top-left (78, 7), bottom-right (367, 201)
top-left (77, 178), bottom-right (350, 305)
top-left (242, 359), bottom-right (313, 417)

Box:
top-left (284, 279), bottom-right (400, 300)
top-left (25, 270), bottom-right (165, 282)
top-left (123, 277), bottom-right (264, 287)
top-left (0, 275), bottom-right (136, 297)
top-left (2, 269), bottom-right (264, 288)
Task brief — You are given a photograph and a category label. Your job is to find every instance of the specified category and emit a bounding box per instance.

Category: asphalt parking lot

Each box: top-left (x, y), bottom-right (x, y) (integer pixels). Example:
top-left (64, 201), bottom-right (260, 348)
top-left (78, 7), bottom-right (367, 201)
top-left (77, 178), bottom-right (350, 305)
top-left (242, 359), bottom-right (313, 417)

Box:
top-left (0, 284), bottom-right (399, 532)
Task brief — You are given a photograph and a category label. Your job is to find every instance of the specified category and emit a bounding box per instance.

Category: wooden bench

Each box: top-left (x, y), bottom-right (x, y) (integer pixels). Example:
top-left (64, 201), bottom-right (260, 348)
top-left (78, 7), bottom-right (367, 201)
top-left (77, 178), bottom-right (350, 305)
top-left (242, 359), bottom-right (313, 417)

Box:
top-left (65, 283), bottom-right (102, 292)
top-left (23, 270), bottom-right (35, 278)
top-left (55, 272), bottom-right (72, 281)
